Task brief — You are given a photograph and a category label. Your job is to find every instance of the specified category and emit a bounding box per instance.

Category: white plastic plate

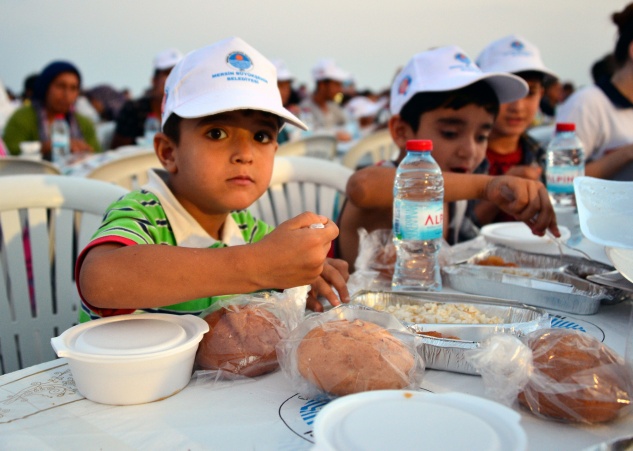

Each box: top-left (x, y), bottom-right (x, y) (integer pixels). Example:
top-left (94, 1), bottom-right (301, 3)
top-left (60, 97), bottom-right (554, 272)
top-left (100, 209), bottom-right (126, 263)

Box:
top-left (481, 222), bottom-right (570, 255)
top-left (312, 390), bottom-right (526, 451)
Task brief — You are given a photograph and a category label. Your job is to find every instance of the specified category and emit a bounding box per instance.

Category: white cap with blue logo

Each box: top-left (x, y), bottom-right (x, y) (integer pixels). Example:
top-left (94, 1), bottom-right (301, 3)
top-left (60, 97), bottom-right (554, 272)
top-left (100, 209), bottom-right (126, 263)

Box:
top-left (476, 34), bottom-right (556, 79)
top-left (161, 37), bottom-right (307, 130)
top-left (390, 45), bottom-right (529, 116)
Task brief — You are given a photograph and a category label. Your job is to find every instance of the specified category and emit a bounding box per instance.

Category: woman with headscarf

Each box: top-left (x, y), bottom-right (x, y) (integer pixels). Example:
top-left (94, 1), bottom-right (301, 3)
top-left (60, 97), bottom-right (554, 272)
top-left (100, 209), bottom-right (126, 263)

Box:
top-left (556, 3), bottom-right (633, 180)
top-left (2, 60), bottom-right (101, 160)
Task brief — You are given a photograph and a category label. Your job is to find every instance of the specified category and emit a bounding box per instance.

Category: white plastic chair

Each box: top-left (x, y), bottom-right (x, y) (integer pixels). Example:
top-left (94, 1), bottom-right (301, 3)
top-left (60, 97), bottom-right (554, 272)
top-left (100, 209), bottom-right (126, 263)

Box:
top-left (341, 129), bottom-right (398, 169)
top-left (0, 175), bottom-right (128, 374)
top-left (277, 135), bottom-right (338, 160)
top-left (249, 156), bottom-right (353, 227)
top-left (96, 120), bottom-right (116, 151)
top-left (0, 156), bottom-right (61, 175)
top-left (85, 147), bottom-right (161, 190)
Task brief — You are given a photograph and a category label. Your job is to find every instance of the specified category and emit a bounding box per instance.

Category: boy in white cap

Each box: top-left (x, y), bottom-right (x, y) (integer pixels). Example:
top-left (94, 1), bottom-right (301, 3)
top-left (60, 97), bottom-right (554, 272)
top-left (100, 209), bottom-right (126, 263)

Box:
top-left (77, 37), bottom-right (349, 322)
top-left (299, 59), bottom-right (353, 142)
top-left (473, 34), bottom-right (557, 225)
top-left (111, 48), bottom-right (184, 149)
top-left (334, 46), bottom-right (559, 271)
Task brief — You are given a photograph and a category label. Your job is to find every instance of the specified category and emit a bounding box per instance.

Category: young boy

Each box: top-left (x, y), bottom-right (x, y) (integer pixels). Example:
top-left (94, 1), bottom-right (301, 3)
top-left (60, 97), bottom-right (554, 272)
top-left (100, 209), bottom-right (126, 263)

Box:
top-left (335, 45), bottom-right (559, 271)
top-left (76, 37), bottom-right (350, 321)
top-left (471, 35), bottom-right (557, 225)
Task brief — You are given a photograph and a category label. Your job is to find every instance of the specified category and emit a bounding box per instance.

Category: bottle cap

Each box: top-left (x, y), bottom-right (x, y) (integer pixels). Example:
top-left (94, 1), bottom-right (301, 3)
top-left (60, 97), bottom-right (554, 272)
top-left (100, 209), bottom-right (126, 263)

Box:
top-left (54, 114), bottom-right (65, 120)
top-left (406, 140), bottom-right (433, 152)
top-left (147, 112), bottom-right (158, 119)
top-left (555, 123), bottom-right (575, 132)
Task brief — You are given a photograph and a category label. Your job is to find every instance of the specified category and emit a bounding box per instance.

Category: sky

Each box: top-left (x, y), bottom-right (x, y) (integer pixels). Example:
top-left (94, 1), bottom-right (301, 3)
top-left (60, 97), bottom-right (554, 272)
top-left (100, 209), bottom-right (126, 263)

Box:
top-left (0, 0), bottom-right (628, 98)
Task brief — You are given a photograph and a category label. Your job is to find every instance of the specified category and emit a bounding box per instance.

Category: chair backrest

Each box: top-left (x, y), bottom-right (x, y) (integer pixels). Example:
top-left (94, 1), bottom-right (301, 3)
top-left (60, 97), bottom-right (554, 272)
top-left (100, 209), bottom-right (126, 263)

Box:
top-left (85, 147), bottom-right (161, 190)
top-left (0, 156), bottom-right (61, 176)
top-left (277, 135), bottom-right (338, 160)
top-left (0, 175), bottom-right (128, 374)
top-left (249, 156), bottom-right (353, 227)
top-left (341, 129), bottom-right (398, 169)
top-left (96, 120), bottom-right (116, 151)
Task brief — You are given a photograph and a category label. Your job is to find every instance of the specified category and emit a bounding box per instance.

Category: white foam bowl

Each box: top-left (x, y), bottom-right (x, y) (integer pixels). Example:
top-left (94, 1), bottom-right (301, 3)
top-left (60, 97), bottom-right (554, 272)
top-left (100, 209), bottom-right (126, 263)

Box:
top-left (574, 176), bottom-right (633, 249)
top-left (51, 314), bottom-right (209, 405)
top-left (574, 177), bottom-right (633, 282)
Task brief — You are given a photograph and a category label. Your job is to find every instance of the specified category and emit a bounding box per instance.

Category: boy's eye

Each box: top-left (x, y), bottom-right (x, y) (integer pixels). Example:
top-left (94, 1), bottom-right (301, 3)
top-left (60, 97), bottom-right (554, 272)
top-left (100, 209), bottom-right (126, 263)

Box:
top-left (207, 128), bottom-right (227, 140)
top-left (440, 130), bottom-right (458, 140)
top-left (254, 131), bottom-right (273, 144)
top-left (476, 134), bottom-right (490, 144)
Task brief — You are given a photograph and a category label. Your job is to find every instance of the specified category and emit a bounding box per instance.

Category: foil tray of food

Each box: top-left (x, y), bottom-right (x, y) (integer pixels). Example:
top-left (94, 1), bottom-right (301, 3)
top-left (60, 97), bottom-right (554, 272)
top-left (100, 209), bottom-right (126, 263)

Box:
top-left (442, 264), bottom-right (608, 315)
top-left (350, 290), bottom-right (549, 375)
top-left (458, 245), bottom-right (630, 305)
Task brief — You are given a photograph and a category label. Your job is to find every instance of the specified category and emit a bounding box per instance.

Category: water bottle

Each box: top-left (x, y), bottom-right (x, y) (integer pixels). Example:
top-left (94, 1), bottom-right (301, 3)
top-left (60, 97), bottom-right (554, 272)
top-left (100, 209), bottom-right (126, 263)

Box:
top-left (143, 113), bottom-right (160, 146)
top-left (50, 114), bottom-right (70, 165)
top-left (545, 123), bottom-right (585, 245)
top-left (392, 139), bottom-right (444, 291)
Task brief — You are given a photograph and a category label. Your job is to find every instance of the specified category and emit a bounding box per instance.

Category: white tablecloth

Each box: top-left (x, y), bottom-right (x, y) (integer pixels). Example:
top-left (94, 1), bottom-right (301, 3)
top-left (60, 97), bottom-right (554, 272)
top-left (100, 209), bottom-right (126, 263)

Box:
top-left (1, 297), bottom-right (631, 450)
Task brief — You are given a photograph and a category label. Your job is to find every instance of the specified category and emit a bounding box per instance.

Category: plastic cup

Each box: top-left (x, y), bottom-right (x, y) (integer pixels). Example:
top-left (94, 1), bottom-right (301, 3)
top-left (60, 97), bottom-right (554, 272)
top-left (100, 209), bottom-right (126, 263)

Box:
top-left (19, 141), bottom-right (42, 160)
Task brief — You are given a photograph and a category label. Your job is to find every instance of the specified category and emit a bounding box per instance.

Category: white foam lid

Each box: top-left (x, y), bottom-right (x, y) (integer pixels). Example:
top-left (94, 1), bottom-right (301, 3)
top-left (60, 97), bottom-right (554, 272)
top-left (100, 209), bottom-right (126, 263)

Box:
top-left (312, 390), bottom-right (526, 451)
top-left (74, 318), bottom-right (188, 355)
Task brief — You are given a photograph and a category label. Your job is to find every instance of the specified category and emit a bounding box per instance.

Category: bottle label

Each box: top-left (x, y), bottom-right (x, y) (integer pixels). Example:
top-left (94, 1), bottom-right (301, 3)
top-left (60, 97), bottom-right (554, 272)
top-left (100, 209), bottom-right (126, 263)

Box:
top-left (546, 165), bottom-right (584, 194)
top-left (393, 199), bottom-right (443, 240)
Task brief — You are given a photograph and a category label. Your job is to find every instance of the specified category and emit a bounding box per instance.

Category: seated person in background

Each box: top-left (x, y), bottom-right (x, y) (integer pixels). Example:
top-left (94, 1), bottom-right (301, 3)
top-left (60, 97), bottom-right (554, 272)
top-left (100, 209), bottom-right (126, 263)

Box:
top-left (471, 34), bottom-right (555, 225)
top-left (344, 95), bottom-right (386, 138)
top-left (556, 3), bottom-right (633, 180)
top-left (110, 48), bottom-right (183, 149)
top-left (76, 37), bottom-right (350, 322)
top-left (538, 75), bottom-right (562, 125)
top-left (272, 59), bottom-right (300, 145)
top-left (3, 61), bottom-right (100, 159)
top-left (334, 46), bottom-right (559, 271)
top-left (298, 59), bottom-right (353, 142)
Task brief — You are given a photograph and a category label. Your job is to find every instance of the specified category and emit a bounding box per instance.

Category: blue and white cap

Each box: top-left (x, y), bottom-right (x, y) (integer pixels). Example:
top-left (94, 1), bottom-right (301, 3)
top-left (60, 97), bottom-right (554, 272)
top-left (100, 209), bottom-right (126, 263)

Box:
top-left (390, 45), bottom-right (528, 115)
top-left (161, 37), bottom-right (307, 130)
top-left (476, 34), bottom-right (557, 79)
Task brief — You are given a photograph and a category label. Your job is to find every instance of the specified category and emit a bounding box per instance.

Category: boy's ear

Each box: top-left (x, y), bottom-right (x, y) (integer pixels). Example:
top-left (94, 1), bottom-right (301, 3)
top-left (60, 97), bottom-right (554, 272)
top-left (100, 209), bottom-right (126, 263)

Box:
top-left (154, 133), bottom-right (178, 174)
top-left (388, 115), bottom-right (413, 150)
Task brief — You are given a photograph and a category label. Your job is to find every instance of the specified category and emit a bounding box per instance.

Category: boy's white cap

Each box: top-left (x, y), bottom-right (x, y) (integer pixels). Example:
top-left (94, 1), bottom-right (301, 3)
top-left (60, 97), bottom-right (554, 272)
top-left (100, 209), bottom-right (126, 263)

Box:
top-left (345, 96), bottom-right (386, 120)
top-left (390, 45), bottom-right (528, 115)
top-left (153, 48), bottom-right (184, 71)
top-left (312, 59), bottom-right (350, 82)
top-left (161, 37), bottom-right (307, 130)
top-left (476, 34), bottom-right (557, 78)
top-left (272, 59), bottom-right (294, 82)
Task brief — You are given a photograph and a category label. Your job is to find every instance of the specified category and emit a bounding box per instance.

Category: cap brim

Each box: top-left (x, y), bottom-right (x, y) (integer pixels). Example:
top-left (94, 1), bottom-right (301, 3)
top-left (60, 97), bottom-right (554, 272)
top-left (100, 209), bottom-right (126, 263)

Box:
top-left (425, 72), bottom-right (528, 104)
top-left (171, 90), bottom-right (308, 131)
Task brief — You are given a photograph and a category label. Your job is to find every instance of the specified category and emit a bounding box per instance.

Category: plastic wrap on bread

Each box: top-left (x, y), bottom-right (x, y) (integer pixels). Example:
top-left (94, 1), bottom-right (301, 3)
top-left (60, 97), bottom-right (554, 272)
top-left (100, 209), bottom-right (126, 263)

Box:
top-left (277, 304), bottom-right (424, 399)
top-left (466, 329), bottom-right (632, 424)
top-left (194, 286), bottom-right (308, 382)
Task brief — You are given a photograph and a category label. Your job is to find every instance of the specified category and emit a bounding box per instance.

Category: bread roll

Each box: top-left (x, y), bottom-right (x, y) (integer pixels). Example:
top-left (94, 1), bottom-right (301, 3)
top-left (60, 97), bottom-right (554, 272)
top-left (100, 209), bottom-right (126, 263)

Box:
top-left (196, 304), bottom-right (287, 377)
top-left (518, 330), bottom-right (631, 423)
top-left (296, 319), bottom-right (415, 396)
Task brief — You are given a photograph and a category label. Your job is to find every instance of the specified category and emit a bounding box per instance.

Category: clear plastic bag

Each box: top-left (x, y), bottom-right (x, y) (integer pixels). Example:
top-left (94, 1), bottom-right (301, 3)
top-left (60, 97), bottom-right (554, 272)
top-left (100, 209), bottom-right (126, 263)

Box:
top-left (194, 286), bottom-right (309, 385)
top-left (347, 228), bottom-right (452, 295)
top-left (466, 329), bottom-right (633, 424)
top-left (277, 304), bottom-right (425, 400)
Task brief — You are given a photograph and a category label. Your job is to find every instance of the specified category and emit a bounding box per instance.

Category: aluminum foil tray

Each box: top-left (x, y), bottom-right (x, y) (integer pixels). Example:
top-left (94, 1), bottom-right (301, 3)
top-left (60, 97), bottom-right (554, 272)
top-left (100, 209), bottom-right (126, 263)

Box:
top-left (351, 290), bottom-right (549, 375)
top-left (442, 265), bottom-right (608, 315)
top-left (463, 245), bottom-right (629, 304)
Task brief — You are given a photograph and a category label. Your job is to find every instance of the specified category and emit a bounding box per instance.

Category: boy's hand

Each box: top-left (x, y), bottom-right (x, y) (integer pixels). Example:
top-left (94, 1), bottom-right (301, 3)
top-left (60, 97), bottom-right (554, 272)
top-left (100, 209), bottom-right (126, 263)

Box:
top-left (485, 175), bottom-right (560, 237)
top-left (254, 212), bottom-right (338, 290)
top-left (306, 258), bottom-right (350, 312)
top-left (505, 165), bottom-right (542, 181)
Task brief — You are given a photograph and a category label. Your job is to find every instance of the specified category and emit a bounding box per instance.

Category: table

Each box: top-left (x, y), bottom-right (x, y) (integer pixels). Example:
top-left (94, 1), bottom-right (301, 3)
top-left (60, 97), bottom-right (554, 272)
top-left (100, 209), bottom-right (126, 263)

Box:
top-left (1, 237), bottom-right (632, 450)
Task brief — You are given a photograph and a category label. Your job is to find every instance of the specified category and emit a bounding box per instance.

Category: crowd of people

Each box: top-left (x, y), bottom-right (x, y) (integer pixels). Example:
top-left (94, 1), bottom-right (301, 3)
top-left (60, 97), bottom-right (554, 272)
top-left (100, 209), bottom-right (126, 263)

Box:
top-left (0, 4), bottom-right (631, 315)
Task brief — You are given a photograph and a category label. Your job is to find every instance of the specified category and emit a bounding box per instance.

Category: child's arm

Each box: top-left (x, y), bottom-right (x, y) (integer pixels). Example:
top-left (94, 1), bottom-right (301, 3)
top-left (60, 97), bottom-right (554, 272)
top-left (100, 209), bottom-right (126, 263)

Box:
top-left (79, 212), bottom-right (337, 309)
top-left (346, 166), bottom-right (559, 236)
